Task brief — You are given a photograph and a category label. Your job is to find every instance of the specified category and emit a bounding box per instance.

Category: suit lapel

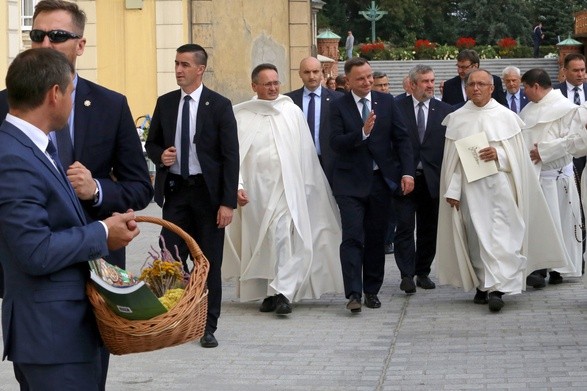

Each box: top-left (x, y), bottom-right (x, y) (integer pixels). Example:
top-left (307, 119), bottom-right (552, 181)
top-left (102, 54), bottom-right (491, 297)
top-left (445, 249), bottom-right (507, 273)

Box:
top-left (72, 77), bottom-right (91, 162)
top-left (195, 86), bottom-right (211, 144)
top-left (4, 123), bottom-right (86, 223)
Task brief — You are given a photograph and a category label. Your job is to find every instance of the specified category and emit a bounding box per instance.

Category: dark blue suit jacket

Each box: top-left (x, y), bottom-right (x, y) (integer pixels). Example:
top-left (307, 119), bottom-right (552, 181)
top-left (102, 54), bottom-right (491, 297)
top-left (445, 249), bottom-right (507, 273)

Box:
top-left (395, 96), bottom-right (453, 198)
top-left (442, 74), bottom-right (507, 106)
top-left (0, 120), bottom-right (108, 365)
top-left (554, 82), bottom-right (587, 101)
top-left (0, 77), bottom-right (153, 268)
top-left (145, 86), bottom-right (239, 209)
top-left (330, 90), bottom-right (414, 197)
top-left (505, 88), bottom-right (529, 112)
top-left (285, 86), bottom-right (343, 183)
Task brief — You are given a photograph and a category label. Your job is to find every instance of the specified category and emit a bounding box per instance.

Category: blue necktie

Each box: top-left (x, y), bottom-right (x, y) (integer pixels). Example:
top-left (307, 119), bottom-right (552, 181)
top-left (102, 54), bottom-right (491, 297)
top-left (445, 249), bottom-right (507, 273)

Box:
top-left (55, 123), bottom-right (74, 169)
top-left (574, 86), bottom-right (581, 105)
top-left (307, 92), bottom-right (316, 140)
top-left (359, 97), bottom-right (370, 122)
top-left (47, 140), bottom-right (72, 188)
top-left (181, 95), bottom-right (191, 179)
top-left (510, 95), bottom-right (517, 113)
top-left (417, 102), bottom-right (426, 142)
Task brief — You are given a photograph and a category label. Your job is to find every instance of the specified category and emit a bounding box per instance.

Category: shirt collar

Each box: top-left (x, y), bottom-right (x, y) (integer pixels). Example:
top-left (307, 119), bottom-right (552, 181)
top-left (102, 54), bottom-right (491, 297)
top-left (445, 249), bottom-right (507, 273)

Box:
top-left (567, 81), bottom-right (582, 92)
top-left (181, 83), bottom-right (203, 103)
top-left (352, 90), bottom-right (372, 105)
top-left (304, 85), bottom-right (322, 97)
top-left (4, 113), bottom-right (50, 153)
top-left (411, 96), bottom-right (430, 109)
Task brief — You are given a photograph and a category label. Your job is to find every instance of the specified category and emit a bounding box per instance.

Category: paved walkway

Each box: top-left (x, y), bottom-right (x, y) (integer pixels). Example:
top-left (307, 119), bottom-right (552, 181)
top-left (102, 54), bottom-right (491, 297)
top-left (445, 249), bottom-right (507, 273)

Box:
top-left (1, 202), bottom-right (587, 390)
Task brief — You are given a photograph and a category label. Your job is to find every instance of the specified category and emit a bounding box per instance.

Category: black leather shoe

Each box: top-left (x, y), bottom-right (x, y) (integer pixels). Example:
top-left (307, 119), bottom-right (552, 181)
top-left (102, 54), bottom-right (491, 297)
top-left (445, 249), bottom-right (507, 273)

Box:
top-left (549, 271), bottom-right (563, 285)
top-left (488, 291), bottom-right (504, 312)
top-left (346, 293), bottom-right (362, 313)
top-left (473, 289), bottom-right (488, 304)
top-left (200, 331), bottom-right (218, 348)
top-left (526, 272), bottom-right (546, 288)
top-left (416, 275), bottom-right (436, 289)
top-left (364, 293), bottom-right (381, 308)
top-left (275, 294), bottom-right (292, 315)
top-left (259, 295), bottom-right (278, 312)
top-left (384, 244), bottom-right (394, 254)
top-left (400, 276), bottom-right (416, 294)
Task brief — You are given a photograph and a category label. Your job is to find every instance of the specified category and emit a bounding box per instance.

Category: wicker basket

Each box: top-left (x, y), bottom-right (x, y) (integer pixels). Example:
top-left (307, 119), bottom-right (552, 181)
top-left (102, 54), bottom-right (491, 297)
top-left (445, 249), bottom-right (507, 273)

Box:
top-left (86, 215), bottom-right (209, 355)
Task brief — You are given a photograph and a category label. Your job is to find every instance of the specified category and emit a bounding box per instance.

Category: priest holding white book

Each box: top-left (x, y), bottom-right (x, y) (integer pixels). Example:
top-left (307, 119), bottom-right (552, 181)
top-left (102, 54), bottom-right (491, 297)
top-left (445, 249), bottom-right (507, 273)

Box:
top-left (435, 69), bottom-right (566, 313)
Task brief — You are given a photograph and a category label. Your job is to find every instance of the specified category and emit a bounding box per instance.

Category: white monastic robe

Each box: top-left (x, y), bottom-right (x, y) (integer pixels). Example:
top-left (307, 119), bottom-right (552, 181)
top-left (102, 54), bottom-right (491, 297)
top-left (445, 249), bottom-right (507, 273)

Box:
top-left (223, 95), bottom-right (344, 302)
top-left (520, 89), bottom-right (582, 277)
top-left (436, 99), bottom-right (566, 294)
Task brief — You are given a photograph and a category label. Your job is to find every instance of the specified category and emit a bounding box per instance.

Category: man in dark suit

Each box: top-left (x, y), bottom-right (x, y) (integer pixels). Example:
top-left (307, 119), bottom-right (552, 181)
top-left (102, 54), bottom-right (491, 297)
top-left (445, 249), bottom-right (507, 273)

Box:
top-left (285, 56), bottom-right (343, 184)
top-left (330, 57), bottom-right (415, 313)
top-left (0, 2), bottom-right (153, 388)
top-left (554, 52), bottom-right (587, 279)
top-left (0, 47), bottom-right (139, 391)
top-left (502, 66), bottom-right (529, 114)
top-left (145, 44), bottom-right (239, 349)
top-left (442, 49), bottom-right (507, 107)
top-left (0, 0), bottom-right (153, 270)
top-left (394, 65), bottom-right (453, 294)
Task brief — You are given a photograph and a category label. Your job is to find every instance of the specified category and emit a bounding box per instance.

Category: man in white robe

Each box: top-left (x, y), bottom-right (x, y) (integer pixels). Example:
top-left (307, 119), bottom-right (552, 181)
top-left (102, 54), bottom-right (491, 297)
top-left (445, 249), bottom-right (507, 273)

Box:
top-left (223, 63), bottom-right (343, 315)
top-left (519, 68), bottom-right (583, 287)
top-left (436, 69), bottom-right (566, 312)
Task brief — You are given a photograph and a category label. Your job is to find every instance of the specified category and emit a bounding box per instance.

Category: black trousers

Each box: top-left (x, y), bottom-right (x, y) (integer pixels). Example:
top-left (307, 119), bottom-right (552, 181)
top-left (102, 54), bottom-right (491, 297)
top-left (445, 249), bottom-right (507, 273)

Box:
top-left (336, 171), bottom-right (391, 298)
top-left (393, 173), bottom-right (439, 278)
top-left (161, 174), bottom-right (224, 334)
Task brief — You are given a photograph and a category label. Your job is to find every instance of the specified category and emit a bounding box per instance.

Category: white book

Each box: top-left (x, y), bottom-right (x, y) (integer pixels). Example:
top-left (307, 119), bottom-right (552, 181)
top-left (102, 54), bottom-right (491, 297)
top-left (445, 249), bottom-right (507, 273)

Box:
top-left (454, 132), bottom-right (498, 183)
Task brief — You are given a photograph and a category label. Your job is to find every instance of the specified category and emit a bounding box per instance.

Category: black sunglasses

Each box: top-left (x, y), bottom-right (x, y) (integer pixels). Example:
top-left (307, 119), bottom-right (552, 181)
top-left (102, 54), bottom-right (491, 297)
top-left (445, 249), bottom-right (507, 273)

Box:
top-left (29, 29), bottom-right (81, 43)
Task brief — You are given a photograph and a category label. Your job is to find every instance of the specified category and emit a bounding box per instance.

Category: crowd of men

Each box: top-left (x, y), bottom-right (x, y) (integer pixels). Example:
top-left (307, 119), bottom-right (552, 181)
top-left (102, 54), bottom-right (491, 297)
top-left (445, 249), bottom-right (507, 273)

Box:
top-left (3, 1), bottom-right (587, 388)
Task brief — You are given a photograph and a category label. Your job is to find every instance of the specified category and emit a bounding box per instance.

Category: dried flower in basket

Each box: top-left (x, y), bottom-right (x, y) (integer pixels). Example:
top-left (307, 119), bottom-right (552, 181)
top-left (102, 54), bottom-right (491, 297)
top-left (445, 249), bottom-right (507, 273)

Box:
top-left (139, 236), bottom-right (189, 298)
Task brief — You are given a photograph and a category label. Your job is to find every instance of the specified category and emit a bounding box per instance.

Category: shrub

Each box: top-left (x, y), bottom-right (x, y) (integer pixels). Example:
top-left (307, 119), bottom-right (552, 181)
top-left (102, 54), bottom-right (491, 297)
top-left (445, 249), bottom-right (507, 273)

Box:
top-left (359, 41), bottom-right (386, 60)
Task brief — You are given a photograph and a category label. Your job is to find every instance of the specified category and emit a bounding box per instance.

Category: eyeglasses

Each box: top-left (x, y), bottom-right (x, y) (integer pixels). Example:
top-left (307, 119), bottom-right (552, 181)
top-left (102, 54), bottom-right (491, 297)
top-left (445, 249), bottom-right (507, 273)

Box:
top-left (466, 82), bottom-right (493, 88)
top-left (30, 29), bottom-right (81, 43)
top-left (456, 63), bottom-right (474, 70)
top-left (373, 83), bottom-right (389, 87)
top-left (258, 81), bottom-right (281, 88)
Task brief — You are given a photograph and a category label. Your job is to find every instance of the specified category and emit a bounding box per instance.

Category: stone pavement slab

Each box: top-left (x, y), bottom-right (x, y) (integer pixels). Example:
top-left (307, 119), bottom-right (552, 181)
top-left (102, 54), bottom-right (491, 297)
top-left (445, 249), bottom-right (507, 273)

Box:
top-left (1, 202), bottom-right (587, 390)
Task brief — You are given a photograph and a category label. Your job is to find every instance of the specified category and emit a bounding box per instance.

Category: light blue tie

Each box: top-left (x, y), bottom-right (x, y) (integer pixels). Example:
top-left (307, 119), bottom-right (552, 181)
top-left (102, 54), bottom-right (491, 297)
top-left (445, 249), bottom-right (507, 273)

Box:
top-left (359, 97), bottom-right (370, 122)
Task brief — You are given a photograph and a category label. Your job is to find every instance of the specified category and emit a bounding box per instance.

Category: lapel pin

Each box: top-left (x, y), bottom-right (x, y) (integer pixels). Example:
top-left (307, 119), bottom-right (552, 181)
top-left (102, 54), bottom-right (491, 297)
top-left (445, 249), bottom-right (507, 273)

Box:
top-left (84, 100), bottom-right (91, 107)
top-left (205, 101), bottom-right (210, 106)
top-left (326, 97), bottom-right (330, 101)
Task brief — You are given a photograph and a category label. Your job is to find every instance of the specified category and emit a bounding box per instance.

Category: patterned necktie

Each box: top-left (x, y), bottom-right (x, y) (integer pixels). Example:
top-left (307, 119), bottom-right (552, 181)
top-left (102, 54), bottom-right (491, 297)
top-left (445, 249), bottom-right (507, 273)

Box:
top-left (574, 86), bottom-right (581, 105)
top-left (510, 95), bottom-right (517, 113)
top-left (55, 123), bottom-right (74, 169)
top-left (417, 102), bottom-right (426, 142)
top-left (307, 92), bottom-right (316, 140)
top-left (359, 97), bottom-right (370, 123)
top-left (181, 95), bottom-right (191, 179)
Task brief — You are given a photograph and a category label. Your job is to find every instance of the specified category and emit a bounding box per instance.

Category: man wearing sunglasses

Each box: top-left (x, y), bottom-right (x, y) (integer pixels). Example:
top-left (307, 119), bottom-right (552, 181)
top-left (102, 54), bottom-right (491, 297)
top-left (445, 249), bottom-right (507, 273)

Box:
top-left (0, 0), bottom-right (153, 389)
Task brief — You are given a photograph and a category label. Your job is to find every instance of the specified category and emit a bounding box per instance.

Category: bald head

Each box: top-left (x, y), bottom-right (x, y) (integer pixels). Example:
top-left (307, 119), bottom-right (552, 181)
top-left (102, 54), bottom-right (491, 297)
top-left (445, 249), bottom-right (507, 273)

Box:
top-left (298, 56), bottom-right (323, 91)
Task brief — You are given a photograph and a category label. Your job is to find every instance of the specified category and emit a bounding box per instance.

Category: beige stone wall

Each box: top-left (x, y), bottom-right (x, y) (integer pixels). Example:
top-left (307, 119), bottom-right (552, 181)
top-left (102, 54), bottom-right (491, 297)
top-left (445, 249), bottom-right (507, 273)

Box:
top-left (190, 0), bottom-right (312, 104)
top-left (0, 0), bottom-right (22, 90)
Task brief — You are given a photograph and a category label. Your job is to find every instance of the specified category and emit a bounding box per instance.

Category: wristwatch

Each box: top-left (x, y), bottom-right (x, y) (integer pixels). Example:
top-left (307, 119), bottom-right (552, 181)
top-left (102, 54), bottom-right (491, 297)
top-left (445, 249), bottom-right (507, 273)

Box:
top-left (92, 181), bottom-right (100, 204)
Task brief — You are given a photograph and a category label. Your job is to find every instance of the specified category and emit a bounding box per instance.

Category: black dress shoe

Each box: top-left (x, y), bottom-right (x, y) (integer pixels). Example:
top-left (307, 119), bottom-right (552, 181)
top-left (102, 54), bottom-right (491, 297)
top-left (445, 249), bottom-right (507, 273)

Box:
top-left (400, 276), bottom-right (416, 294)
top-left (549, 271), bottom-right (563, 285)
top-left (488, 291), bottom-right (504, 312)
top-left (275, 294), bottom-right (292, 315)
top-left (259, 295), bottom-right (278, 312)
top-left (200, 331), bottom-right (218, 348)
top-left (416, 275), bottom-right (436, 289)
top-left (473, 288), bottom-right (488, 304)
top-left (346, 293), bottom-right (362, 313)
top-left (384, 244), bottom-right (394, 254)
top-left (364, 293), bottom-right (381, 308)
top-left (526, 272), bottom-right (546, 288)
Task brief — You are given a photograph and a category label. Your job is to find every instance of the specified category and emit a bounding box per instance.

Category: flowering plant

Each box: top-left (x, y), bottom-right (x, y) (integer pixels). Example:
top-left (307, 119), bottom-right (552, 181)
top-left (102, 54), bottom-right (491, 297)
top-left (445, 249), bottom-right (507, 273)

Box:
top-left (359, 41), bottom-right (385, 54)
top-left (140, 237), bottom-right (188, 298)
top-left (456, 37), bottom-right (476, 49)
top-left (497, 37), bottom-right (517, 57)
top-left (414, 39), bottom-right (436, 59)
